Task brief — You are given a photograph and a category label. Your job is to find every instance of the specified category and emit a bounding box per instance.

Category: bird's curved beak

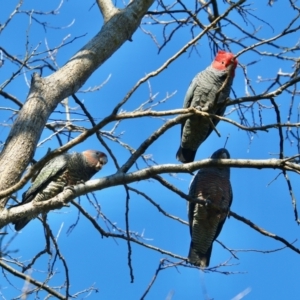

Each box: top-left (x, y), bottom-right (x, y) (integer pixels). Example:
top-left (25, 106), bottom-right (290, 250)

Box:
top-left (96, 155), bottom-right (108, 171)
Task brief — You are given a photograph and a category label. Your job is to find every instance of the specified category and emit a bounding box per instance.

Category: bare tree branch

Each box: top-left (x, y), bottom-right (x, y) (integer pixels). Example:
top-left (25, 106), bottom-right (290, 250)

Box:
top-left (0, 259), bottom-right (66, 300)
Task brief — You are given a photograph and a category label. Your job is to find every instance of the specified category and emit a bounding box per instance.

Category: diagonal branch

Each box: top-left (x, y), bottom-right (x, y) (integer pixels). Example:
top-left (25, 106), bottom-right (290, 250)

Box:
top-left (230, 211), bottom-right (300, 254)
top-left (0, 259), bottom-right (66, 300)
top-left (112, 0), bottom-right (246, 114)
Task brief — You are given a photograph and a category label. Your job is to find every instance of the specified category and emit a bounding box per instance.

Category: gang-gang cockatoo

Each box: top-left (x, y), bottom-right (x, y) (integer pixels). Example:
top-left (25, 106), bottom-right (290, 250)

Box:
top-left (187, 148), bottom-right (232, 268)
top-left (12, 150), bottom-right (108, 231)
top-left (176, 51), bottom-right (237, 163)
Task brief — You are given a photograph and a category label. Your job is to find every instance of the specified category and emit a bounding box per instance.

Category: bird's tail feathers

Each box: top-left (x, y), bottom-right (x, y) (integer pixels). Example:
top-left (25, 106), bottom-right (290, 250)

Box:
top-left (176, 146), bottom-right (196, 163)
top-left (188, 242), bottom-right (212, 268)
top-left (13, 218), bottom-right (31, 231)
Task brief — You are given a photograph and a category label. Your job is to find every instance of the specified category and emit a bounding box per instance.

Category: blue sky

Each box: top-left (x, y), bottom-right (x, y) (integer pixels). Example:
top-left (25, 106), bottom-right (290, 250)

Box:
top-left (1, 0), bottom-right (300, 299)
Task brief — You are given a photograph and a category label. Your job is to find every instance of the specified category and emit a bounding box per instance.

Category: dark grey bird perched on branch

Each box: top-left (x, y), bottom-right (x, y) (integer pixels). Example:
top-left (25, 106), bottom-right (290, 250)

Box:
top-left (13, 150), bottom-right (108, 231)
top-left (187, 148), bottom-right (232, 268)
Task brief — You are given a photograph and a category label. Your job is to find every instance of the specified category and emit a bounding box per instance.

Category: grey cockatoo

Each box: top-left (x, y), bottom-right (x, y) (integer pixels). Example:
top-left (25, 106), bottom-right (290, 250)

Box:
top-left (176, 51), bottom-right (237, 163)
top-left (13, 150), bottom-right (108, 231)
top-left (188, 148), bottom-right (232, 268)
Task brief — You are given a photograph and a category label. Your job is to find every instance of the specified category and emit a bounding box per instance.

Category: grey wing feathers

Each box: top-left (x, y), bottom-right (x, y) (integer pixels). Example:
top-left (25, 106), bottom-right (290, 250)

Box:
top-left (183, 76), bottom-right (198, 109)
top-left (211, 184), bottom-right (233, 241)
top-left (22, 154), bottom-right (68, 204)
top-left (176, 77), bottom-right (200, 163)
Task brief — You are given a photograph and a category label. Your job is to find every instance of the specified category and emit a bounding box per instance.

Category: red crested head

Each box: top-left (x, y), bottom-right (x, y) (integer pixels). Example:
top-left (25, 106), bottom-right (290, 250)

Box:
top-left (211, 50), bottom-right (238, 76)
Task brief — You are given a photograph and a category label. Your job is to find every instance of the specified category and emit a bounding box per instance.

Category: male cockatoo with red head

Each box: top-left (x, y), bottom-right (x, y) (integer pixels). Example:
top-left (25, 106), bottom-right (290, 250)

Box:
top-left (176, 51), bottom-right (237, 163)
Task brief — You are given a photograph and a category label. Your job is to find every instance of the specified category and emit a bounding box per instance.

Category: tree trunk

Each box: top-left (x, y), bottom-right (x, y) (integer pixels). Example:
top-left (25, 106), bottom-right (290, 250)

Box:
top-left (0, 0), bottom-right (154, 209)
